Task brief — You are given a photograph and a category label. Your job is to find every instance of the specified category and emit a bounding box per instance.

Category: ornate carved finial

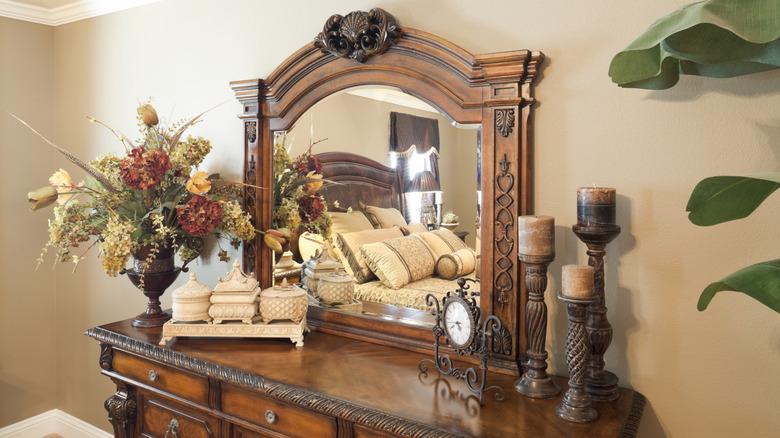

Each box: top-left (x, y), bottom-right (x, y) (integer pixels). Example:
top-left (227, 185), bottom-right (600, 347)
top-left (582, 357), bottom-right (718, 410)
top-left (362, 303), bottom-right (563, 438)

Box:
top-left (314, 8), bottom-right (400, 63)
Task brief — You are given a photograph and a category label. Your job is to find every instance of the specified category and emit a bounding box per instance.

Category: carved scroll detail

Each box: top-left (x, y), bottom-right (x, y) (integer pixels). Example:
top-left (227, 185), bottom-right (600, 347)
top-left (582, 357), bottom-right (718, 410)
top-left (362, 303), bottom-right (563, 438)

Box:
top-left (99, 344), bottom-right (113, 371)
top-left (496, 109), bottom-right (515, 137)
top-left (314, 8), bottom-right (400, 63)
top-left (243, 153), bottom-right (257, 273)
top-left (491, 324), bottom-right (512, 356)
top-left (493, 154), bottom-right (515, 311)
top-left (104, 385), bottom-right (136, 438)
top-left (245, 121), bottom-right (257, 143)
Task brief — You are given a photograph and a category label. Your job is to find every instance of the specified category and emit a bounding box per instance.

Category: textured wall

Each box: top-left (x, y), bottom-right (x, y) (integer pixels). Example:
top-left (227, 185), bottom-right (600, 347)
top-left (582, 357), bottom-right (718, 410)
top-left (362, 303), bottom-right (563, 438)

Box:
top-left (0, 0), bottom-right (776, 436)
top-left (0, 17), bottom-right (57, 426)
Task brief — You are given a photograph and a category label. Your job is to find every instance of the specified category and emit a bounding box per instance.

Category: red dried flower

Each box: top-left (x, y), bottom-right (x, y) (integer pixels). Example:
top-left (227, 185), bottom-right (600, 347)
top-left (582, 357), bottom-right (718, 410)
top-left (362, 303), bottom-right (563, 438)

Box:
top-left (298, 194), bottom-right (324, 222)
top-left (176, 195), bottom-right (223, 236)
top-left (292, 154), bottom-right (322, 176)
top-left (120, 147), bottom-right (171, 190)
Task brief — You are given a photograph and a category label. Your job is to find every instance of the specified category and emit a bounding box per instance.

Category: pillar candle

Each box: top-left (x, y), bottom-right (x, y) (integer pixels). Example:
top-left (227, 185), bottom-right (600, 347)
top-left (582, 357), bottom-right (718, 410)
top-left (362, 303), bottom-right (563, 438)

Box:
top-left (577, 187), bottom-right (616, 227)
top-left (518, 215), bottom-right (555, 256)
top-left (562, 265), bottom-right (594, 299)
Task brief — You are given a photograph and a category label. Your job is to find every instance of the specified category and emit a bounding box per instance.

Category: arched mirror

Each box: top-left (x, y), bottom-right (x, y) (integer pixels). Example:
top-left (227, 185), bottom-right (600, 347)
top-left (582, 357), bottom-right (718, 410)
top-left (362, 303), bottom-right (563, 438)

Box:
top-left (275, 85), bottom-right (481, 328)
top-left (232, 8), bottom-right (543, 374)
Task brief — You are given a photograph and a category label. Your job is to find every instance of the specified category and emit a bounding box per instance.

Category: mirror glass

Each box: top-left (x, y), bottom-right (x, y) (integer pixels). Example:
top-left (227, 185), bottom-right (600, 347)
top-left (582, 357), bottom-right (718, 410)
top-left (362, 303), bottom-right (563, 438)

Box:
top-left (271, 86), bottom-right (481, 326)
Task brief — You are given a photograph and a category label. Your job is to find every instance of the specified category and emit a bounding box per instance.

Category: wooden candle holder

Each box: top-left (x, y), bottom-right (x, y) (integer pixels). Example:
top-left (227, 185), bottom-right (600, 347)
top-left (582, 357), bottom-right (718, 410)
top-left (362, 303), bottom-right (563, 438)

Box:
top-left (515, 253), bottom-right (560, 398)
top-left (556, 292), bottom-right (598, 423)
top-left (572, 224), bottom-right (621, 402)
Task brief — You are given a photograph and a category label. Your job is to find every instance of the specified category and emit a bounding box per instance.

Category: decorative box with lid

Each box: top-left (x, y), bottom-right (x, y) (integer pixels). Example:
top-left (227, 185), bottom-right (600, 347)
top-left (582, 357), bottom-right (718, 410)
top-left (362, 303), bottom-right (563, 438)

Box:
top-left (171, 272), bottom-right (212, 323)
top-left (209, 261), bottom-right (261, 324)
top-left (302, 242), bottom-right (343, 293)
top-left (259, 279), bottom-right (308, 324)
top-left (316, 272), bottom-right (354, 305)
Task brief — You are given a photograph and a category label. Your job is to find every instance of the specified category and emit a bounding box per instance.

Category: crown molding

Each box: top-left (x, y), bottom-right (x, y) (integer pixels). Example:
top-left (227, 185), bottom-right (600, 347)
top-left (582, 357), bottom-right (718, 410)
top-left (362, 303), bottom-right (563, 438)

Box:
top-left (0, 0), bottom-right (161, 26)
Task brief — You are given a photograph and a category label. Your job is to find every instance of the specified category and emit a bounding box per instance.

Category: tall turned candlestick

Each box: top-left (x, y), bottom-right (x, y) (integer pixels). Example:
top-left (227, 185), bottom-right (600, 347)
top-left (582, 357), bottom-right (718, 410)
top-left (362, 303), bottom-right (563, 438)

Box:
top-left (556, 291), bottom-right (598, 423)
top-left (572, 224), bottom-right (621, 401)
top-left (515, 253), bottom-right (560, 398)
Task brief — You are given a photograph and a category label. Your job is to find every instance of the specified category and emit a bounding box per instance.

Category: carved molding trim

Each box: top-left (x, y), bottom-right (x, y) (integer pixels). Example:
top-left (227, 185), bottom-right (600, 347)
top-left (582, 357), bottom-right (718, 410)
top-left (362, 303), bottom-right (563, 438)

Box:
top-left (314, 8), bottom-right (400, 63)
top-left (495, 108), bottom-right (515, 137)
top-left (86, 327), bottom-right (463, 438)
top-left (493, 153), bottom-right (515, 311)
top-left (620, 392), bottom-right (647, 438)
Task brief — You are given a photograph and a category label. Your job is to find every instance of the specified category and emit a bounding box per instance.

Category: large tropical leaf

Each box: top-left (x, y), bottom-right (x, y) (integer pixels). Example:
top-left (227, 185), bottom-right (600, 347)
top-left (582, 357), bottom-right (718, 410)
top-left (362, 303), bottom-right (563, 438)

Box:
top-left (686, 173), bottom-right (780, 226)
top-left (609, 0), bottom-right (780, 89)
top-left (698, 259), bottom-right (780, 313)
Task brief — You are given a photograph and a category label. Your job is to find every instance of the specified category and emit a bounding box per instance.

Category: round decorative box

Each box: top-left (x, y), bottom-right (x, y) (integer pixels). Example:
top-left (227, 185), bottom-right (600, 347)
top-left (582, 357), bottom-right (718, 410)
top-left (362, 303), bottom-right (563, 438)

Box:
top-left (172, 272), bottom-right (212, 323)
top-left (259, 279), bottom-right (308, 324)
top-left (317, 272), bottom-right (354, 305)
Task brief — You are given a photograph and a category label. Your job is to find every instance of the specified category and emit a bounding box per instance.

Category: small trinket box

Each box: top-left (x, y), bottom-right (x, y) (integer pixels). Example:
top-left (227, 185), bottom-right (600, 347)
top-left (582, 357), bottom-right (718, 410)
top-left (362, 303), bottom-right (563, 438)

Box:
top-left (259, 279), bottom-right (308, 324)
top-left (209, 261), bottom-right (261, 324)
top-left (302, 242), bottom-right (343, 293)
top-left (316, 272), bottom-right (354, 305)
top-left (171, 272), bottom-right (212, 323)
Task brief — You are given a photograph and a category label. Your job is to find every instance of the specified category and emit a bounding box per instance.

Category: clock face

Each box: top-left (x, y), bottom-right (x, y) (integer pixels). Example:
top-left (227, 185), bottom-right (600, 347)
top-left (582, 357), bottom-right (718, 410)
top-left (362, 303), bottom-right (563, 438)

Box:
top-left (443, 298), bottom-right (474, 348)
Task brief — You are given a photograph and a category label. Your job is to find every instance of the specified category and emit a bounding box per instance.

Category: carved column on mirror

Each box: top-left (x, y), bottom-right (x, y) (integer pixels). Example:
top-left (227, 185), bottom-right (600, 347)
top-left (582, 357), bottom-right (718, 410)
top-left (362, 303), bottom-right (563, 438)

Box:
top-left (572, 224), bottom-right (621, 401)
top-left (515, 253), bottom-right (559, 398)
top-left (104, 381), bottom-right (136, 438)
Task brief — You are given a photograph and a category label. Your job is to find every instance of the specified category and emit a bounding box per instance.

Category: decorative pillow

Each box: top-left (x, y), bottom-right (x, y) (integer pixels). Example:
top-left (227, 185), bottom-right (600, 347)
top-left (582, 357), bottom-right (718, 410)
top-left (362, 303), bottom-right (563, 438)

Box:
top-left (436, 248), bottom-right (477, 280)
top-left (363, 205), bottom-right (408, 229)
top-left (337, 227), bottom-right (404, 283)
top-left (328, 211), bottom-right (374, 235)
top-left (360, 235), bottom-right (436, 289)
top-left (400, 222), bottom-right (428, 235)
top-left (417, 228), bottom-right (468, 259)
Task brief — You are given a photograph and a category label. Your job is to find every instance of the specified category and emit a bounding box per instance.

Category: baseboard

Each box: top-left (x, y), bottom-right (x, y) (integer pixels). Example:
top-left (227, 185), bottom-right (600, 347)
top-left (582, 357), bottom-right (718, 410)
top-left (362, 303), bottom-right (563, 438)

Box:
top-left (0, 409), bottom-right (111, 438)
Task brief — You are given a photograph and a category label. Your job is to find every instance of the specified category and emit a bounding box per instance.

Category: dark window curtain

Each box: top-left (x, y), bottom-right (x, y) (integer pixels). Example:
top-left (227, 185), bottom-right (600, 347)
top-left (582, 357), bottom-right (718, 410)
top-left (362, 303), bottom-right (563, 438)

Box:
top-left (389, 112), bottom-right (441, 190)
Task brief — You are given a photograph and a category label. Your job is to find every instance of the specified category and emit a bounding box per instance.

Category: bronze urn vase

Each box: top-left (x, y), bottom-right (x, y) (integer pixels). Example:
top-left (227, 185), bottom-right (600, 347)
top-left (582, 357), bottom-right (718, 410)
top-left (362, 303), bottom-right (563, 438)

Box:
top-left (124, 243), bottom-right (185, 328)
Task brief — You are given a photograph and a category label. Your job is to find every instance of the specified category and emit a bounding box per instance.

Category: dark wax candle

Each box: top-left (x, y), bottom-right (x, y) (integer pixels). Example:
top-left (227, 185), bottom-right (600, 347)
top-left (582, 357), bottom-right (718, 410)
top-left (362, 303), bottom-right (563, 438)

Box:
top-left (576, 187), bottom-right (616, 227)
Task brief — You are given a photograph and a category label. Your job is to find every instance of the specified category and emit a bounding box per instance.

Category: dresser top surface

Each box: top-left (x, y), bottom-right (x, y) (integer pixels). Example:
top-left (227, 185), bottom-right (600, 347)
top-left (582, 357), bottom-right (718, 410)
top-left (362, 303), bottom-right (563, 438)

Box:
top-left (88, 318), bottom-right (644, 438)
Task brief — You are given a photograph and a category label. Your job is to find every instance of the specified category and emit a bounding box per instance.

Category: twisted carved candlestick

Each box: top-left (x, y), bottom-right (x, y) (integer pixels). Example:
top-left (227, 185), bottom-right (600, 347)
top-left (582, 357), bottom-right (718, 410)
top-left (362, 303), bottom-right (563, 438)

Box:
top-left (556, 291), bottom-right (598, 423)
top-left (515, 253), bottom-right (560, 398)
top-left (572, 224), bottom-right (621, 402)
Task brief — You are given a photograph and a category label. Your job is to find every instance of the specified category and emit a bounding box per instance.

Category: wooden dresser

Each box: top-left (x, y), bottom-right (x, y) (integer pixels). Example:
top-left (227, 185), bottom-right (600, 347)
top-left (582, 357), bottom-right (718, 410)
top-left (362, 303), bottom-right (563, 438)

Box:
top-left (88, 318), bottom-right (645, 437)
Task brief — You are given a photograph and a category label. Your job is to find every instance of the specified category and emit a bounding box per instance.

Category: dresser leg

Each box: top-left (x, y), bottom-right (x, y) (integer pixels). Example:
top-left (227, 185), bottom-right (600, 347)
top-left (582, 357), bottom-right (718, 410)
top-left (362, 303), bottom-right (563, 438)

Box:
top-left (104, 383), bottom-right (136, 438)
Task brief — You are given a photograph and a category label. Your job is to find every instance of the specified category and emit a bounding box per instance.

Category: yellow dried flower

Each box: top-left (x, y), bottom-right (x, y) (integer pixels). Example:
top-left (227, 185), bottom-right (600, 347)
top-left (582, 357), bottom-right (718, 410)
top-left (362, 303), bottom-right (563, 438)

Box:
top-left (90, 154), bottom-right (124, 187)
top-left (101, 215), bottom-right (136, 276)
top-left (137, 103), bottom-right (159, 126)
top-left (185, 171), bottom-right (212, 195)
top-left (171, 135), bottom-right (212, 168)
top-left (219, 200), bottom-right (256, 241)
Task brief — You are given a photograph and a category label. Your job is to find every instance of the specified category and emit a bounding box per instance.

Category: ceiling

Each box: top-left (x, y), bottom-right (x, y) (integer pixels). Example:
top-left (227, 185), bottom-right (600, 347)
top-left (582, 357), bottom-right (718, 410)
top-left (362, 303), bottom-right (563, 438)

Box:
top-left (0, 0), bottom-right (162, 26)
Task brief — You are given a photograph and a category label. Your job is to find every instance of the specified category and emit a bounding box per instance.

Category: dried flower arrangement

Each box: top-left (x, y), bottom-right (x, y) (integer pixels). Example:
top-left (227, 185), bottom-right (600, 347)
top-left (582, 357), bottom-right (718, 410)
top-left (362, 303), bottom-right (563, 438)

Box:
top-left (265, 132), bottom-right (331, 253)
top-left (20, 102), bottom-right (256, 276)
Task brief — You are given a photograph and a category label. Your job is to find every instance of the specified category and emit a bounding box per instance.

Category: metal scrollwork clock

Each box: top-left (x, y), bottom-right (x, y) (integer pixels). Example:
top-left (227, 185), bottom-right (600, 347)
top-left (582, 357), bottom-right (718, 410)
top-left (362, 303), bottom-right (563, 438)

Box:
top-left (419, 278), bottom-right (506, 404)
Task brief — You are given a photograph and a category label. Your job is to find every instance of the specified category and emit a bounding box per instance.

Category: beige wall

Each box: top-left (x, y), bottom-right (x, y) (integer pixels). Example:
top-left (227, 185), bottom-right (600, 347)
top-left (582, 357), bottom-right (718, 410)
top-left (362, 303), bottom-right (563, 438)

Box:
top-left (0, 17), bottom-right (57, 425)
top-left (288, 92), bottom-right (479, 244)
top-left (1, 0), bottom-right (778, 436)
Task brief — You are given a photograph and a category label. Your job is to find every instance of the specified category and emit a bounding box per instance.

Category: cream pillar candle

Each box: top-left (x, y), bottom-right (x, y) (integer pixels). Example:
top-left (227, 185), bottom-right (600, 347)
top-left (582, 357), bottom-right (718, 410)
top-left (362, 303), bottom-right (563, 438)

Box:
top-left (518, 215), bottom-right (555, 256)
top-left (562, 265), bottom-right (595, 299)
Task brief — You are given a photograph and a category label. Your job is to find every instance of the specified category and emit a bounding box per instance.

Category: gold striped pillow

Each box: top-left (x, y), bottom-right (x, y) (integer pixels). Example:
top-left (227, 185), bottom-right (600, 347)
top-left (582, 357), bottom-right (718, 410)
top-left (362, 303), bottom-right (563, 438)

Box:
top-left (436, 248), bottom-right (477, 280)
top-left (360, 235), bottom-right (436, 289)
top-left (417, 228), bottom-right (468, 259)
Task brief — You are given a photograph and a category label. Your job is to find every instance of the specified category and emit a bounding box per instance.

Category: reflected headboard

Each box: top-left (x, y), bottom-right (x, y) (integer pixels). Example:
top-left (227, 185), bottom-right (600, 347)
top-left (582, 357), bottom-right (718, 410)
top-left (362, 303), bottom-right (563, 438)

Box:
top-left (316, 151), bottom-right (404, 213)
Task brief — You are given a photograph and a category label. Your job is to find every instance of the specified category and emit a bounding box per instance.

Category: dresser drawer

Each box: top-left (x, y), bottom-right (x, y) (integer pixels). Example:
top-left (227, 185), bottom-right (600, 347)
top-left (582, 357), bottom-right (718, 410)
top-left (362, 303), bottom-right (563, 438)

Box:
top-left (353, 425), bottom-right (395, 438)
top-left (222, 384), bottom-right (337, 438)
top-left (232, 425), bottom-right (274, 438)
top-left (113, 350), bottom-right (209, 405)
top-left (139, 392), bottom-right (219, 438)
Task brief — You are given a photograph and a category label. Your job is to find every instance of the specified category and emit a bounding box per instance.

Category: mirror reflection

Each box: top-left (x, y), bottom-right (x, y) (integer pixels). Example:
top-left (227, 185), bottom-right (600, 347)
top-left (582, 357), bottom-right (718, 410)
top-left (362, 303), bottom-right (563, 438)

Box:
top-left (271, 86), bottom-right (481, 324)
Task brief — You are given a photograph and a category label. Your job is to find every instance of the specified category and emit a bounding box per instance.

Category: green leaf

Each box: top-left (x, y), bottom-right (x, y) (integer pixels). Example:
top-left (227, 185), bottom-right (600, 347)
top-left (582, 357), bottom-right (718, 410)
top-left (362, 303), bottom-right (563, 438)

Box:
top-left (686, 173), bottom-right (780, 226)
top-left (698, 259), bottom-right (780, 313)
top-left (608, 0), bottom-right (780, 89)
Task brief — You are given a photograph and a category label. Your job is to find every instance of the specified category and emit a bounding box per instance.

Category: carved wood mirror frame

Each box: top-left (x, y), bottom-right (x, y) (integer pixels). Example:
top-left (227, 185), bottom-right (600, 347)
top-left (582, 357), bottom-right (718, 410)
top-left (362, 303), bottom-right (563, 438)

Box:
top-left (231, 8), bottom-right (544, 374)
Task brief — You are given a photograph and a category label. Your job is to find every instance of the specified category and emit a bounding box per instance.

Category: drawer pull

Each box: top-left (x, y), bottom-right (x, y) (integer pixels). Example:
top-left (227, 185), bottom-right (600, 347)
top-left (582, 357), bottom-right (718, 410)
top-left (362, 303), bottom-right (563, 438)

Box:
top-left (148, 369), bottom-right (159, 382)
top-left (265, 409), bottom-right (277, 424)
top-left (164, 418), bottom-right (179, 438)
